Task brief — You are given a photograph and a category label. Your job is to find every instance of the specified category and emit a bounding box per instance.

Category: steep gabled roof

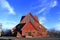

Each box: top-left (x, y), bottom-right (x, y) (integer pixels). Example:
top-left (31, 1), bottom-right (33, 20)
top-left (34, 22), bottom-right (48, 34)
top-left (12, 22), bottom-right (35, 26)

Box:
top-left (20, 12), bottom-right (47, 31)
top-left (20, 12), bottom-right (39, 23)
top-left (20, 16), bottom-right (25, 22)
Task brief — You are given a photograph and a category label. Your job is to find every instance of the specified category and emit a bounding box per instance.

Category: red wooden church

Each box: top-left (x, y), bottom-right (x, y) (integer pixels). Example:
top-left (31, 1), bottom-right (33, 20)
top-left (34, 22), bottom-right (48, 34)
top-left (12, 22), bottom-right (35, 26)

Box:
top-left (12, 12), bottom-right (48, 38)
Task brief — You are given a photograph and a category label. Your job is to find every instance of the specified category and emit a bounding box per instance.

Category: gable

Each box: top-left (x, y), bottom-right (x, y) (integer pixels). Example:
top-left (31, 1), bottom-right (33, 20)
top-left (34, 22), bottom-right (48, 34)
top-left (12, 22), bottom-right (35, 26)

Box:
top-left (20, 13), bottom-right (38, 23)
top-left (21, 21), bottom-right (36, 31)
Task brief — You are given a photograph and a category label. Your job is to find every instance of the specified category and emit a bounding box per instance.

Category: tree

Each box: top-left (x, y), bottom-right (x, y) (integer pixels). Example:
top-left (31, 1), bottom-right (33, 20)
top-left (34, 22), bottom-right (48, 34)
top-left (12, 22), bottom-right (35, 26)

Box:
top-left (48, 29), bottom-right (60, 37)
top-left (1, 29), bottom-right (12, 36)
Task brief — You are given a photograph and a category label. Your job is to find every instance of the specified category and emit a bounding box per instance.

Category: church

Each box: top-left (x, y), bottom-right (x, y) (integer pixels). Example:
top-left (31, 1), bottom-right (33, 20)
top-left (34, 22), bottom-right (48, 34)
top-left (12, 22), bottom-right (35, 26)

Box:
top-left (12, 12), bottom-right (48, 38)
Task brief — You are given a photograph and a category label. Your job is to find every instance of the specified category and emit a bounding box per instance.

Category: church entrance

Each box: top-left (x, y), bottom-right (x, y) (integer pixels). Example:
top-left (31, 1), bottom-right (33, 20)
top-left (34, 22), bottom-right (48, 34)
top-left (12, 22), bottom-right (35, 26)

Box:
top-left (28, 32), bottom-right (32, 36)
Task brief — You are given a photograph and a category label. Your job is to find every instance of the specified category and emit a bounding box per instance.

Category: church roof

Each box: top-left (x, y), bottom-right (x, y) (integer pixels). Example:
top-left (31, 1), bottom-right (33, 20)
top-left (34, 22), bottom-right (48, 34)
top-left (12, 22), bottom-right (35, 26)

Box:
top-left (15, 23), bottom-right (25, 31)
top-left (20, 12), bottom-right (39, 23)
top-left (20, 16), bottom-right (25, 22)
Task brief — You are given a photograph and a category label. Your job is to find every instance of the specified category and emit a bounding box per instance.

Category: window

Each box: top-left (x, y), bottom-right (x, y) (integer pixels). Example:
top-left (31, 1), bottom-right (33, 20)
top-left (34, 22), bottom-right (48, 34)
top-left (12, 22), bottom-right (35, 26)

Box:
top-left (33, 32), bottom-right (35, 33)
top-left (28, 32), bottom-right (31, 36)
top-left (29, 16), bottom-right (35, 23)
top-left (25, 16), bottom-right (35, 23)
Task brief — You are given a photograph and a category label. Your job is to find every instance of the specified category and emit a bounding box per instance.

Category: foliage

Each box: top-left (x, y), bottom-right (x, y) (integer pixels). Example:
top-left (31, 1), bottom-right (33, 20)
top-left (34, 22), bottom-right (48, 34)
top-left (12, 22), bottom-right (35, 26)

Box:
top-left (1, 29), bottom-right (12, 36)
top-left (48, 29), bottom-right (60, 38)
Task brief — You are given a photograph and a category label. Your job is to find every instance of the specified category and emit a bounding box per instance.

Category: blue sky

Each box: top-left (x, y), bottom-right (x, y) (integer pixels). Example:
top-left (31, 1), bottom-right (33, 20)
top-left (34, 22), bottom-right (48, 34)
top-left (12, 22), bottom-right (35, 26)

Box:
top-left (0, 0), bottom-right (60, 31)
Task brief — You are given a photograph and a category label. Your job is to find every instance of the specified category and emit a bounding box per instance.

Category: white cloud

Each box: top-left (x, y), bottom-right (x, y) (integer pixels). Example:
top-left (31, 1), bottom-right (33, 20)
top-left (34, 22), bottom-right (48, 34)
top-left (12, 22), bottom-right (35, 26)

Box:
top-left (36, 7), bottom-right (46, 14)
top-left (39, 17), bottom-right (46, 24)
top-left (35, 0), bottom-right (57, 15)
top-left (0, 20), bottom-right (18, 29)
top-left (50, 1), bottom-right (57, 7)
top-left (52, 1), bottom-right (57, 7)
top-left (0, 0), bottom-right (15, 15)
